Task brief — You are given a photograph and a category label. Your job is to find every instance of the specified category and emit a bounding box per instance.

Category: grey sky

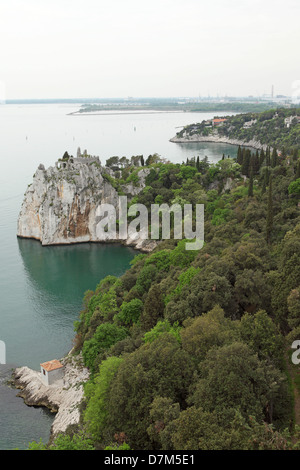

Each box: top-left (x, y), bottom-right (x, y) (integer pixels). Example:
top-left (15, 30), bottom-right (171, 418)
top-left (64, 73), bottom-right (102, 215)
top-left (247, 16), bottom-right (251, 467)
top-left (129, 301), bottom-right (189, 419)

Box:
top-left (0, 0), bottom-right (299, 99)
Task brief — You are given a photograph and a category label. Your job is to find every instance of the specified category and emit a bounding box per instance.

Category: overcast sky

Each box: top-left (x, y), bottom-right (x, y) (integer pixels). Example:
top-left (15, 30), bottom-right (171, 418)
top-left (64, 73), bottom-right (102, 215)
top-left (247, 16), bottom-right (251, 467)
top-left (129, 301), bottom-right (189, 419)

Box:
top-left (0, 0), bottom-right (299, 99)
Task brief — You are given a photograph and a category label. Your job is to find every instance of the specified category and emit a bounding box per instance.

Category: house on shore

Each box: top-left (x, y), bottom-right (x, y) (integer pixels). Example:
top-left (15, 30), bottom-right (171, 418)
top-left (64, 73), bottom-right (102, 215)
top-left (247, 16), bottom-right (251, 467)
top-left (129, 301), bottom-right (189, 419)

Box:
top-left (40, 359), bottom-right (64, 386)
top-left (213, 118), bottom-right (227, 127)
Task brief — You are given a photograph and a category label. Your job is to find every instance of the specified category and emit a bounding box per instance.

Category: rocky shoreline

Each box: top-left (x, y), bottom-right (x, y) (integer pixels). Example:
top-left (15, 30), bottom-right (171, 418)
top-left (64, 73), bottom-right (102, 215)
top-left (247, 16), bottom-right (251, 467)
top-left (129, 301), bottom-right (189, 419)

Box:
top-left (13, 352), bottom-right (89, 441)
top-left (170, 133), bottom-right (269, 151)
top-left (17, 233), bottom-right (158, 253)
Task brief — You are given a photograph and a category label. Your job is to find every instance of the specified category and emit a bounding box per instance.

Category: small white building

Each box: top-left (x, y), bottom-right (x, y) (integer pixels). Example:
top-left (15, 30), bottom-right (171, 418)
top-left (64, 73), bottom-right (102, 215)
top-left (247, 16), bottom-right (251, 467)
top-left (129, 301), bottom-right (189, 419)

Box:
top-left (243, 119), bottom-right (257, 129)
top-left (40, 359), bottom-right (64, 386)
top-left (285, 115), bottom-right (300, 128)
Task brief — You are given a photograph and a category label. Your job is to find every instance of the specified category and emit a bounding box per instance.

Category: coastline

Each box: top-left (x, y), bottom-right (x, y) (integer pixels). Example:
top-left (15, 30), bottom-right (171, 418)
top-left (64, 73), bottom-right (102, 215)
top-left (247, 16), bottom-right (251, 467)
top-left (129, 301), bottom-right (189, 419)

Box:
top-left (13, 237), bottom-right (157, 446)
top-left (16, 234), bottom-right (158, 253)
top-left (170, 133), bottom-right (269, 151)
top-left (68, 110), bottom-right (184, 116)
top-left (13, 351), bottom-right (89, 443)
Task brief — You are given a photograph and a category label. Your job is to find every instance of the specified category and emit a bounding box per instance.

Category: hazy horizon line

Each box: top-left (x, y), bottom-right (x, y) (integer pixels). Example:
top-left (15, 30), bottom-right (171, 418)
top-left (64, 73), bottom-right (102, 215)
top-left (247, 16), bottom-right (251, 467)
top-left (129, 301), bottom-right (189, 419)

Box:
top-left (1, 96), bottom-right (294, 103)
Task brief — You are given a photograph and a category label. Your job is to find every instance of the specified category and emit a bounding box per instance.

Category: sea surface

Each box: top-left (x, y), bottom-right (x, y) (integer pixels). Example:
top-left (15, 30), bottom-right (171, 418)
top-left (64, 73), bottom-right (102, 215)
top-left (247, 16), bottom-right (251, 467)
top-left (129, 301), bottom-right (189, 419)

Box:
top-left (0, 104), bottom-right (241, 449)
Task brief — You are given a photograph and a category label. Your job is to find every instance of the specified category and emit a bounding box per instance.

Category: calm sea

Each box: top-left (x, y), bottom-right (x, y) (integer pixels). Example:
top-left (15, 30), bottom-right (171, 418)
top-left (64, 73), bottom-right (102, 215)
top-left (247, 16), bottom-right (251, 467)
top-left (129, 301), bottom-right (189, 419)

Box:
top-left (0, 104), bottom-right (240, 449)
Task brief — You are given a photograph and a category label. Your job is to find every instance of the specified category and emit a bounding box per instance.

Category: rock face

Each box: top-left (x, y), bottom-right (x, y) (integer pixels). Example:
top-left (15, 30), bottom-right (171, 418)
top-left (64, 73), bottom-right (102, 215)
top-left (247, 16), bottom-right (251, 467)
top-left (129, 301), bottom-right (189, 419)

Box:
top-left (17, 157), bottom-right (157, 252)
top-left (14, 353), bottom-right (90, 439)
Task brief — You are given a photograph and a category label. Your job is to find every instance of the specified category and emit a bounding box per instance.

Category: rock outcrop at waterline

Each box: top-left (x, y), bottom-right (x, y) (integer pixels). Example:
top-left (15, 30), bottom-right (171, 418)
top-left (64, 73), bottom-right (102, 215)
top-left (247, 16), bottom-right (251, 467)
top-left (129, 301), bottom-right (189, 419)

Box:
top-left (14, 353), bottom-right (89, 438)
top-left (17, 156), bottom-right (157, 252)
top-left (170, 132), bottom-right (268, 151)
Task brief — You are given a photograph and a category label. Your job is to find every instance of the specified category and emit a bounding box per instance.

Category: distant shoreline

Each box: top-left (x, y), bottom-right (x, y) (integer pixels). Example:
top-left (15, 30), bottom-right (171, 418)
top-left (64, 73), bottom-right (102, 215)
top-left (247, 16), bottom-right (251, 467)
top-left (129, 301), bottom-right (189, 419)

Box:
top-left (68, 110), bottom-right (185, 116)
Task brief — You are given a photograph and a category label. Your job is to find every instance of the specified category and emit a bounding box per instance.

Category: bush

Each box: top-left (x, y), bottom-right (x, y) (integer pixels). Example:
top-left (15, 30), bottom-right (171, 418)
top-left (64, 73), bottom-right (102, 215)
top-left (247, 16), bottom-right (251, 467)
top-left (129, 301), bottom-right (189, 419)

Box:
top-left (143, 320), bottom-right (181, 344)
top-left (116, 298), bottom-right (144, 325)
top-left (82, 323), bottom-right (128, 372)
top-left (288, 178), bottom-right (300, 195)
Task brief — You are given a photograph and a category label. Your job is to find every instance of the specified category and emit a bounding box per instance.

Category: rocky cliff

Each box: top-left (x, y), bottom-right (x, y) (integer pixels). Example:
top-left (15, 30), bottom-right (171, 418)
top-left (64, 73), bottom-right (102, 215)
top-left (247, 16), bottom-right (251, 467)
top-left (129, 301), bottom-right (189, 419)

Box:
top-left (14, 353), bottom-right (89, 439)
top-left (17, 156), bottom-right (157, 252)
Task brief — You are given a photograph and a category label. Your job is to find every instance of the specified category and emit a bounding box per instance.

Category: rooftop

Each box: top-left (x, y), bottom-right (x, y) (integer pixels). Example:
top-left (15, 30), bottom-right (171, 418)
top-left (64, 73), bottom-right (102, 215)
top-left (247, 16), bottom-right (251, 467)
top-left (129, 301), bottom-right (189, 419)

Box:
top-left (40, 359), bottom-right (64, 372)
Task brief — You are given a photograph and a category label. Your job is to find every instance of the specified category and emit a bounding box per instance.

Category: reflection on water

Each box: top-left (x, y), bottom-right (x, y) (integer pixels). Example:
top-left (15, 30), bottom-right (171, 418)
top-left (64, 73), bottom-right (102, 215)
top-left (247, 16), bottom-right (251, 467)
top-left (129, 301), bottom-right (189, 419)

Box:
top-left (16, 239), bottom-right (136, 369)
top-left (175, 141), bottom-right (242, 162)
top-left (18, 239), bottom-right (136, 306)
top-left (0, 239), bottom-right (135, 450)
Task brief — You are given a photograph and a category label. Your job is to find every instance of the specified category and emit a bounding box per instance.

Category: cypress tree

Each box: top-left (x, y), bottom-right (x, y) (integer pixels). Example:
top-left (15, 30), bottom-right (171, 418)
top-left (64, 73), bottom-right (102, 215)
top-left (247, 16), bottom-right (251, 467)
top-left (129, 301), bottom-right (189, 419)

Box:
top-left (254, 150), bottom-right (260, 172)
top-left (196, 156), bottom-right (200, 172)
top-left (271, 148), bottom-right (277, 168)
top-left (266, 147), bottom-right (271, 167)
top-left (266, 175), bottom-right (273, 244)
top-left (251, 152), bottom-right (260, 174)
top-left (241, 148), bottom-right (246, 166)
top-left (248, 167), bottom-right (254, 197)
top-left (237, 146), bottom-right (243, 165)
top-left (259, 148), bottom-right (265, 167)
top-left (241, 149), bottom-right (251, 177)
top-left (264, 166), bottom-right (270, 186)
top-left (296, 159), bottom-right (300, 179)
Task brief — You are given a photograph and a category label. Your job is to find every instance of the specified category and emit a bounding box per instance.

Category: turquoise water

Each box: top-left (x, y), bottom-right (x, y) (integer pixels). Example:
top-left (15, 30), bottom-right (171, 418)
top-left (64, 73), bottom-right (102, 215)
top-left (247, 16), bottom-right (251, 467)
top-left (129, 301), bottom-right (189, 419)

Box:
top-left (0, 104), bottom-right (242, 450)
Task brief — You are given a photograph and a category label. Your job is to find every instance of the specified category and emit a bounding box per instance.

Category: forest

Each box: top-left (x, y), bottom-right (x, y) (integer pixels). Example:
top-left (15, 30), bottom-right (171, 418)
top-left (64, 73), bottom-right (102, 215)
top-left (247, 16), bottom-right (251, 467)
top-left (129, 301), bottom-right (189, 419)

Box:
top-left (177, 107), bottom-right (300, 154)
top-left (28, 140), bottom-right (300, 450)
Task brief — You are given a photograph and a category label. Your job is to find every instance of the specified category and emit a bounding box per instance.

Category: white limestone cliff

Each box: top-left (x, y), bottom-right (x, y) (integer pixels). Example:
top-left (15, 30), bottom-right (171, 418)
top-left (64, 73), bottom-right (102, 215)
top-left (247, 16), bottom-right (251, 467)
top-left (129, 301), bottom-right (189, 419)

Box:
top-left (17, 156), bottom-right (157, 252)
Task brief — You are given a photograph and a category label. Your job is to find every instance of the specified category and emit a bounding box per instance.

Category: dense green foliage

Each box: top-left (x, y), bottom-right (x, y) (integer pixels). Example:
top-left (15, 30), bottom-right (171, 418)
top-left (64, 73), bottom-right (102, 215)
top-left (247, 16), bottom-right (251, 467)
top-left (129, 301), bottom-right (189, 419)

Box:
top-left (28, 113), bottom-right (300, 450)
top-left (66, 142), bottom-right (300, 450)
top-left (178, 107), bottom-right (300, 154)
